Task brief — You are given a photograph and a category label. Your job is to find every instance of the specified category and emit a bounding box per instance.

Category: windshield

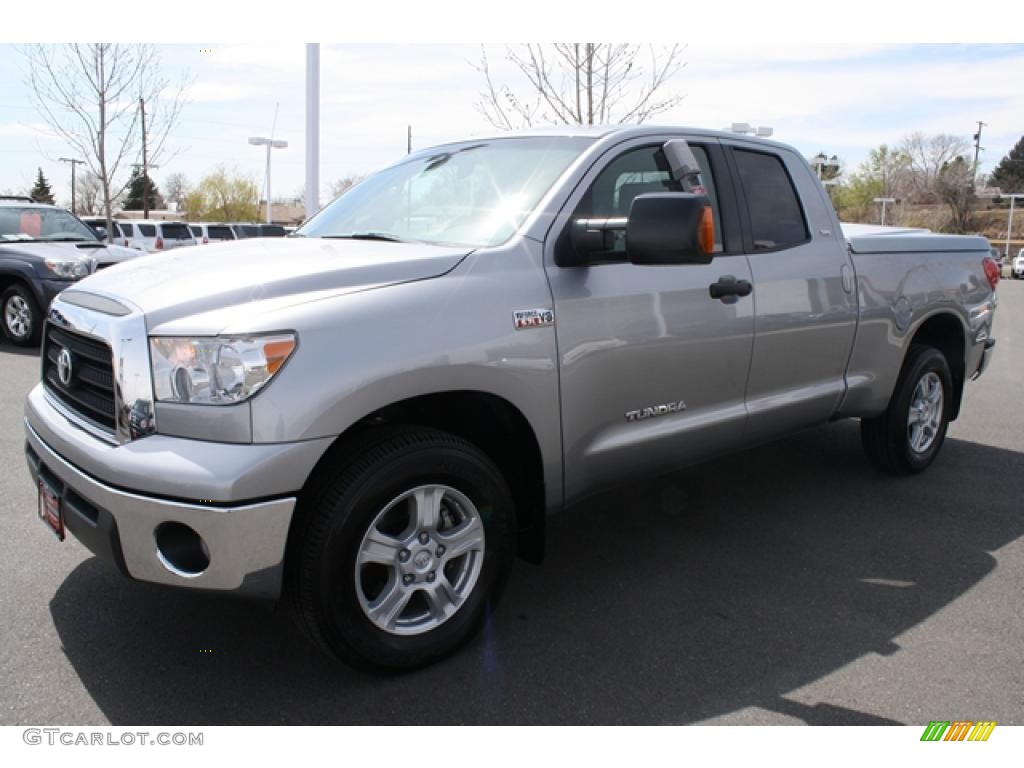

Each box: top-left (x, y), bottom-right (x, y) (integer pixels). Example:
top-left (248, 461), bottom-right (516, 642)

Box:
top-left (298, 137), bottom-right (593, 247)
top-left (0, 207), bottom-right (98, 242)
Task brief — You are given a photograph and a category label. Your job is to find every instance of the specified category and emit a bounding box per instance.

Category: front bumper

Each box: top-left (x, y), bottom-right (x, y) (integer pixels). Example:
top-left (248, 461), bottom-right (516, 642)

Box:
top-left (24, 385), bottom-right (333, 599)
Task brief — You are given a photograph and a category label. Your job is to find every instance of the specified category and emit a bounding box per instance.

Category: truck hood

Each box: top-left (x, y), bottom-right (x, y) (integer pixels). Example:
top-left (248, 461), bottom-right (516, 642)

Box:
top-left (69, 237), bottom-right (472, 329)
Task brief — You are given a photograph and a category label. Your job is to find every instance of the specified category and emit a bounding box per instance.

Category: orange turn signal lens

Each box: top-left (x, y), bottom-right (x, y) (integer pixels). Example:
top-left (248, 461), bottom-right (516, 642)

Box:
top-left (698, 206), bottom-right (715, 255)
top-left (263, 339), bottom-right (296, 374)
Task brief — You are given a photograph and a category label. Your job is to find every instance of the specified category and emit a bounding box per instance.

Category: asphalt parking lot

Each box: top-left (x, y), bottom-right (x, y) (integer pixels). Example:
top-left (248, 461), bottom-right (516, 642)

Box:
top-left (1, 283), bottom-right (1021, 726)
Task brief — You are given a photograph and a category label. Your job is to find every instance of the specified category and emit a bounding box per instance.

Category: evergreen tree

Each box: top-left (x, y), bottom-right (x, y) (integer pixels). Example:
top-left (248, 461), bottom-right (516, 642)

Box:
top-left (30, 167), bottom-right (55, 204)
top-left (990, 136), bottom-right (1024, 194)
top-left (122, 167), bottom-right (164, 211)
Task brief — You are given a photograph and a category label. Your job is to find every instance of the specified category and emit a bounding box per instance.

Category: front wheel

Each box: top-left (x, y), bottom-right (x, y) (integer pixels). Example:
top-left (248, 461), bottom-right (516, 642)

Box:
top-left (288, 427), bottom-right (516, 672)
top-left (2, 285), bottom-right (42, 346)
top-left (861, 344), bottom-right (953, 475)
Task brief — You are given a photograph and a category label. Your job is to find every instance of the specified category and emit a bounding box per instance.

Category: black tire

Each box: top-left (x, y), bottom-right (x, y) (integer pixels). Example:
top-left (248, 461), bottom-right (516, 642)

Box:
top-left (287, 426), bottom-right (516, 672)
top-left (861, 344), bottom-right (953, 475)
top-left (1, 284), bottom-right (42, 346)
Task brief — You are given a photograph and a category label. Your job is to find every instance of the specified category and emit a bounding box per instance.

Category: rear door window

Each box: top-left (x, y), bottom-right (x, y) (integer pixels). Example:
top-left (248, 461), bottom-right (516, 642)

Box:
top-left (733, 149), bottom-right (809, 251)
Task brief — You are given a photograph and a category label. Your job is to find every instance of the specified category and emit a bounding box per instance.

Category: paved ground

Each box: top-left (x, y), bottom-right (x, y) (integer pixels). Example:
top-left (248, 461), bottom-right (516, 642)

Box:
top-left (1, 284), bottom-right (1022, 726)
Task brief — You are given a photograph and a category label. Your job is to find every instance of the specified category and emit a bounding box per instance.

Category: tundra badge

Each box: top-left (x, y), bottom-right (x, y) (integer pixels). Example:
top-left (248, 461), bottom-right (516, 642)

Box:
top-left (625, 400), bottom-right (687, 422)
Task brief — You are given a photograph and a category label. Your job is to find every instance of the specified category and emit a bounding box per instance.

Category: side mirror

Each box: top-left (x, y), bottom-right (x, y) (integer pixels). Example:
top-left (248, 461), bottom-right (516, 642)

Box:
top-left (626, 193), bottom-right (715, 266)
top-left (562, 216), bottom-right (627, 266)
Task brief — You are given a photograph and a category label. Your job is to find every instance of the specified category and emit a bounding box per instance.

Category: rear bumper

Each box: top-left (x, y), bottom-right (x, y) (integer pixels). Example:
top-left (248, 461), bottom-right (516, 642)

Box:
top-left (971, 338), bottom-right (996, 380)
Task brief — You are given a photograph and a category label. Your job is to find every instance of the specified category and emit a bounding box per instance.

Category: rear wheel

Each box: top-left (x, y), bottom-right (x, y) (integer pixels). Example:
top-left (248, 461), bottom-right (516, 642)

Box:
top-left (2, 285), bottom-right (42, 346)
top-left (861, 344), bottom-right (953, 475)
top-left (288, 427), bottom-right (516, 672)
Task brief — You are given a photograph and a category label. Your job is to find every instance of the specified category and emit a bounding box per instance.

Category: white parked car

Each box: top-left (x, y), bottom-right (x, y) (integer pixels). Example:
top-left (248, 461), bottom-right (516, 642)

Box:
top-left (1012, 249), bottom-right (1024, 280)
top-left (188, 222), bottom-right (237, 244)
top-left (117, 220), bottom-right (196, 252)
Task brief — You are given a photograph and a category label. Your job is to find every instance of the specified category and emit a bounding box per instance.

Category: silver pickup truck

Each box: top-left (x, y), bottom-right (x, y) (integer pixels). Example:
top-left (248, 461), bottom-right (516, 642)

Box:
top-left (23, 126), bottom-right (999, 671)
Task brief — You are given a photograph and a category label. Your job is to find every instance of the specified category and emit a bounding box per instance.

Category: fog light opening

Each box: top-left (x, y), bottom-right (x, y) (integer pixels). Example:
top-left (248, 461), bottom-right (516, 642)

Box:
top-left (155, 522), bottom-right (210, 577)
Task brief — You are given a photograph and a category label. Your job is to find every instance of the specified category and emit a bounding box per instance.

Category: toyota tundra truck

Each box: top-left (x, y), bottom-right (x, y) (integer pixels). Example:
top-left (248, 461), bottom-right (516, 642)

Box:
top-left (23, 126), bottom-right (1000, 671)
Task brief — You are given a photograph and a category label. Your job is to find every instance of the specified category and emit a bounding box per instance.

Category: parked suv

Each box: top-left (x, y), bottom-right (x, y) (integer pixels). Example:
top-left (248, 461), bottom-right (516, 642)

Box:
top-left (118, 220), bottom-right (196, 252)
top-left (82, 218), bottom-right (131, 246)
top-left (1013, 249), bottom-right (1024, 279)
top-left (188, 222), bottom-right (236, 244)
top-left (228, 222), bottom-right (261, 239)
top-left (0, 198), bottom-right (140, 345)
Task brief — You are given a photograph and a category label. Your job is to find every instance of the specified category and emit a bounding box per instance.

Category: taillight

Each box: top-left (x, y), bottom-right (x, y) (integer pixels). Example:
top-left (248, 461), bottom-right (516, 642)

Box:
top-left (983, 257), bottom-right (1000, 290)
top-left (155, 236), bottom-right (164, 250)
top-left (203, 236), bottom-right (209, 244)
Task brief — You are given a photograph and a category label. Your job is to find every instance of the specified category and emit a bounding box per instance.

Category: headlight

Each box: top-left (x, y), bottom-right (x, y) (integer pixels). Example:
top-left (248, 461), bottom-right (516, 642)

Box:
top-left (44, 257), bottom-right (90, 279)
top-left (150, 334), bottom-right (296, 405)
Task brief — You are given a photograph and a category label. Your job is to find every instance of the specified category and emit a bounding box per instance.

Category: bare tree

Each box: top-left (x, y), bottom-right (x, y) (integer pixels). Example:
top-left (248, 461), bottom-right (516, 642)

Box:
top-left (328, 174), bottom-right (366, 199)
top-left (71, 171), bottom-right (102, 215)
top-left (21, 44), bottom-right (187, 239)
top-left (900, 132), bottom-right (969, 202)
top-left (472, 44), bottom-right (686, 129)
top-left (935, 156), bottom-right (975, 232)
top-left (163, 172), bottom-right (189, 212)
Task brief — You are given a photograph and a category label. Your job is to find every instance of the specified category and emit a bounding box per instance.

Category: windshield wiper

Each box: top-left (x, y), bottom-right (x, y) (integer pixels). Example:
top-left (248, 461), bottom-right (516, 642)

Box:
top-left (43, 236), bottom-right (96, 243)
top-left (321, 232), bottom-right (406, 243)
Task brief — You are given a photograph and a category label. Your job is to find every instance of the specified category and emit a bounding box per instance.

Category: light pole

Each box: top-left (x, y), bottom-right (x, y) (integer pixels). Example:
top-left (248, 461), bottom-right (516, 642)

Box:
top-left (874, 197), bottom-right (897, 226)
top-left (249, 136), bottom-right (288, 224)
top-left (1002, 193), bottom-right (1024, 259)
top-left (305, 44), bottom-right (320, 220)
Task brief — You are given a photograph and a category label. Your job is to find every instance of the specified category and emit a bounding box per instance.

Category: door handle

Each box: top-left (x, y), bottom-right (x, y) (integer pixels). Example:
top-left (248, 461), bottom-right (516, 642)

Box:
top-left (709, 275), bottom-right (753, 304)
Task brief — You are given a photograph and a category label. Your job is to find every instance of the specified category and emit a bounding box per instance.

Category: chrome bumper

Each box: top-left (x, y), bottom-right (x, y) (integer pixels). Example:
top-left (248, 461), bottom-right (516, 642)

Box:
top-left (23, 386), bottom-right (333, 599)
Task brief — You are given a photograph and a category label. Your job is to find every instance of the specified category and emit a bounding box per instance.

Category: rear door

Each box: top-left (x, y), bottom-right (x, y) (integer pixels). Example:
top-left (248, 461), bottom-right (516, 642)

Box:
top-left (545, 135), bottom-right (756, 503)
top-left (723, 140), bottom-right (857, 441)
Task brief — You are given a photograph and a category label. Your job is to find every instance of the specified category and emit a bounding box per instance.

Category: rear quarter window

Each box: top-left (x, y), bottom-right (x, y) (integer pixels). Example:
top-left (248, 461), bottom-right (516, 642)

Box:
top-left (160, 223), bottom-right (192, 240)
top-left (138, 224), bottom-right (156, 237)
top-left (207, 226), bottom-right (233, 240)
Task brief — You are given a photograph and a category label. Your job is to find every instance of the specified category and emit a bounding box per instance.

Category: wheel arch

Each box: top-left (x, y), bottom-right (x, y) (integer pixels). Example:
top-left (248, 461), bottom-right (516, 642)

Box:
top-left (289, 390), bottom-right (547, 566)
top-left (907, 310), bottom-right (967, 420)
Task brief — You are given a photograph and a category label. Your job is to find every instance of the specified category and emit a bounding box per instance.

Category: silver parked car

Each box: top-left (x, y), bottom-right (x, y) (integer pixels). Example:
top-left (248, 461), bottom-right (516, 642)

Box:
top-left (23, 126), bottom-right (998, 671)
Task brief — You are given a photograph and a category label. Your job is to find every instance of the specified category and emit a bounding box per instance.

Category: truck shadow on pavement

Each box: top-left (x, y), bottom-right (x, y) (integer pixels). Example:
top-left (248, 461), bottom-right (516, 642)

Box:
top-left (49, 420), bottom-right (1024, 725)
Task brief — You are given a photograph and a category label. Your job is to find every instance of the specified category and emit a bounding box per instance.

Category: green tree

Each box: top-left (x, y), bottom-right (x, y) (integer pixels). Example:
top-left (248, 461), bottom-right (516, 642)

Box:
top-left (832, 145), bottom-right (911, 222)
top-left (989, 136), bottom-right (1024, 193)
top-left (186, 167), bottom-right (260, 221)
top-left (122, 167), bottom-right (164, 211)
top-left (30, 167), bottom-right (55, 204)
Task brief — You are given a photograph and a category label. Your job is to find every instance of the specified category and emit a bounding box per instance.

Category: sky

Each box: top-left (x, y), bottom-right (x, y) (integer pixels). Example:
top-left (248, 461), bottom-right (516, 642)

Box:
top-left (1, 42), bottom-right (1022, 208)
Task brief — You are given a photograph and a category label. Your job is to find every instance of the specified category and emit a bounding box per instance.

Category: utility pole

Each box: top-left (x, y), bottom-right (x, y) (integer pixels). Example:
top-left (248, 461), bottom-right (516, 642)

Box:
top-left (59, 157), bottom-right (85, 213)
top-left (972, 120), bottom-right (987, 180)
top-left (140, 97), bottom-right (151, 219)
top-left (407, 125), bottom-right (412, 155)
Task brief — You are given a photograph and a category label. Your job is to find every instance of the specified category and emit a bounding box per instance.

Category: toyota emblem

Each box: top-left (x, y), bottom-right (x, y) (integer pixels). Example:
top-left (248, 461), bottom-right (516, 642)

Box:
top-left (57, 347), bottom-right (74, 386)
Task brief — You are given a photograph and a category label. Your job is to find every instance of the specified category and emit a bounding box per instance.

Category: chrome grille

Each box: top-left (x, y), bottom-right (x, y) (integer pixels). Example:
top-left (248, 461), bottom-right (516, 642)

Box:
top-left (42, 324), bottom-right (116, 432)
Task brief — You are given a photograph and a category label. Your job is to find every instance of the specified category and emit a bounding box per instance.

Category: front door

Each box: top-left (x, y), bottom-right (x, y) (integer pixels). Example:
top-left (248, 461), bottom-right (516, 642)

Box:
top-left (545, 137), bottom-right (756, 504)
